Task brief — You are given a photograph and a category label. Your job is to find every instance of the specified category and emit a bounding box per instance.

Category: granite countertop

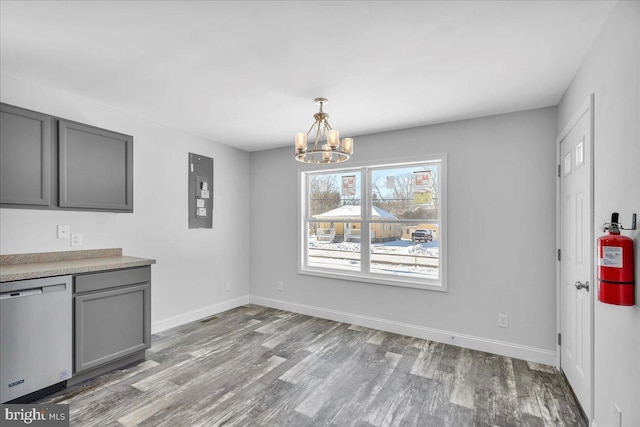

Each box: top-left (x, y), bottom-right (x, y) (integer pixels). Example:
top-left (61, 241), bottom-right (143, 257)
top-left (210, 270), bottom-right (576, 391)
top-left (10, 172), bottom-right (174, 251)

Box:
top-left (0, 248), bottom-right (156, 282)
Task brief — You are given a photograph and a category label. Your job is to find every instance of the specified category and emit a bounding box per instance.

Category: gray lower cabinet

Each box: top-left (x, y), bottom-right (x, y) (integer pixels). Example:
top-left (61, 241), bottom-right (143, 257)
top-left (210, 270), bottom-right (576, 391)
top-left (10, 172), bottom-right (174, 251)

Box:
top-left (74, 267), bottom-right (151, 373)
top-left (0, 103), bottom-right (51, 206)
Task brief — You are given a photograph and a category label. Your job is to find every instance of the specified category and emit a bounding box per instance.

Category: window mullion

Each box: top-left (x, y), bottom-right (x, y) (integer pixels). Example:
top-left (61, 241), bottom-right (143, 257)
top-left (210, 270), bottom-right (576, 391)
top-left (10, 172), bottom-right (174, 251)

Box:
top-left (300, 174), bottom-right (308, 268)
top-left (360, 168), bottom-right (371, 274)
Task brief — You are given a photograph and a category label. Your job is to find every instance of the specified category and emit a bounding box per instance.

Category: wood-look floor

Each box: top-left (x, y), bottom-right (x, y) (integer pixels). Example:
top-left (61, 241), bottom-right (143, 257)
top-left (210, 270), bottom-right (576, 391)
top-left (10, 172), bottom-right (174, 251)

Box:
top-left (41, 305), bottom-right (586, 426)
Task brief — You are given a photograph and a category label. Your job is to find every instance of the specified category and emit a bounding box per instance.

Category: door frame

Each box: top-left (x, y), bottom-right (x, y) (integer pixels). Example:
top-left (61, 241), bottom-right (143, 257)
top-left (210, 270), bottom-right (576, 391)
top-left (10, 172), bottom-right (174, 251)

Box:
top-left (555, 93), bottom-right (595, 422)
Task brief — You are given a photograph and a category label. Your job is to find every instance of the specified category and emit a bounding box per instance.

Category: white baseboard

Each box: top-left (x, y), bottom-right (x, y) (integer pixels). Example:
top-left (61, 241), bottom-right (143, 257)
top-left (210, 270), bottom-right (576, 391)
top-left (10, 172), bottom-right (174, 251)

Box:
top-left (152, 295), bottom-right (250, 334)
top-left (151, 294), bottom-right (556, 365)
top-left (249, 295), bottom-right (556, 366)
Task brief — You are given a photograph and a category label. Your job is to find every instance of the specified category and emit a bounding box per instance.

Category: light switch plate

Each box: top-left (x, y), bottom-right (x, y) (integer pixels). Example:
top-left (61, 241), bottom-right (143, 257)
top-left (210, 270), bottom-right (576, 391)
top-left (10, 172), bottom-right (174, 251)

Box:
top-left (57, 225), bottom-right (70, 239)
top-left (71, 233), bottom-right (83, 247)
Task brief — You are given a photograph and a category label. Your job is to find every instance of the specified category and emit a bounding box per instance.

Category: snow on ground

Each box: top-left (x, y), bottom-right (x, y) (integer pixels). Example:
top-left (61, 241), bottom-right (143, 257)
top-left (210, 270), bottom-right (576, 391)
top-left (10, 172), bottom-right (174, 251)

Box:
top-left (308, 256), bottom-right (438, 279)
top-left (307, 237), bottom-right (440, 279)
top-left (308, 237), bottom-right (439, 258)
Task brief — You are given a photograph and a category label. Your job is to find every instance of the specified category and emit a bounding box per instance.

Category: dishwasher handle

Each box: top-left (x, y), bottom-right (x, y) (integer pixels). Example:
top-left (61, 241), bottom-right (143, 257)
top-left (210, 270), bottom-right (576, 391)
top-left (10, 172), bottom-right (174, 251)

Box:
top-left (0, 282), bottom-right (67, 300)
top-left (42, 283), bottom-right (68, 294)
top-left (0, 288), bottom-right (43, 299)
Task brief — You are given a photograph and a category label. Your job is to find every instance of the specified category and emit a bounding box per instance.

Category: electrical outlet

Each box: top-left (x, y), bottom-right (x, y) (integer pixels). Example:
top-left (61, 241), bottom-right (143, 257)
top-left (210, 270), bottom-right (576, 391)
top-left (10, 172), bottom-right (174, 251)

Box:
top-left (498, 314), bottom-right (509, 328)
top-left (57, 225), bottom-right (70, 239)
top-left (277, 281), bottom-right (284, 291)
top-left (71, 233), bottom-right (83, 247)
top-left (225, 281), bottom-right (231, 292)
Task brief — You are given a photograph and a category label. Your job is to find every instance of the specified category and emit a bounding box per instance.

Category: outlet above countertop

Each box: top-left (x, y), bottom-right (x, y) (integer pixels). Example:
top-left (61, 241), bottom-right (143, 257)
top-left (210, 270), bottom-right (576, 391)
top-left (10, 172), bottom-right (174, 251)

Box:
top-left (0, 248), bottom-right (156, 282)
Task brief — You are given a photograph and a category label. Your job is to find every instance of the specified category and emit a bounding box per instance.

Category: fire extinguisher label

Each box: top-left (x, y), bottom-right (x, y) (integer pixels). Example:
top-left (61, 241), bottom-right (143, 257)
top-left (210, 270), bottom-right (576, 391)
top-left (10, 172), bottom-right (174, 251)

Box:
top-left (600, 246), bottom-right (623, 268)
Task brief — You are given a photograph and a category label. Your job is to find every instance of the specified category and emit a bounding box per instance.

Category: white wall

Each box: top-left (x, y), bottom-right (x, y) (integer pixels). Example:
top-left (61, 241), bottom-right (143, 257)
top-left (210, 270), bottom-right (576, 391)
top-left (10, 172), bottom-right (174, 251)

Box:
top-left (250, 107), bottom-right (558, 363)
top-left (558, 2), bottom-right (640, 426)
top-left (0, 74), bottom-right (252, 331)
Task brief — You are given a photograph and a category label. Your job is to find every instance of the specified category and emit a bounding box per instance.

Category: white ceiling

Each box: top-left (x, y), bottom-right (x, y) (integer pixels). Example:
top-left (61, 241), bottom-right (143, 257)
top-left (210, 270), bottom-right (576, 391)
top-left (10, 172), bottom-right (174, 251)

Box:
top-left (0, 1), bottom-right (616, 152)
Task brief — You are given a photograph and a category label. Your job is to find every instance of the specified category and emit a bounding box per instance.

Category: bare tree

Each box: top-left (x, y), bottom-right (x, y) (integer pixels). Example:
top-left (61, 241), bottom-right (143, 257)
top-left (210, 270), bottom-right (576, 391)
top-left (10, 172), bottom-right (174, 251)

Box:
top-left (372, 170), bottom-right (439, 220)
top-left (309, 175), bottom-right (341, 217)
top-left (391, 173), bottom-right (413, 214)
top-left (372, 173), bottom-right (413, 216)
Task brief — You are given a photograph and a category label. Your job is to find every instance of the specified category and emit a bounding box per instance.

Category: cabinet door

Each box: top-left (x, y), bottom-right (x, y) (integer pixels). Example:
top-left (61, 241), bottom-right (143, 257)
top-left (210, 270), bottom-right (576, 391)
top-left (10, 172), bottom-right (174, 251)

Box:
top-left (74, 283), bottom-right (150, 373)
top-left (59, 120), bottom-right (133, 211)
top-left (0, 104), bottom-right (51, 205)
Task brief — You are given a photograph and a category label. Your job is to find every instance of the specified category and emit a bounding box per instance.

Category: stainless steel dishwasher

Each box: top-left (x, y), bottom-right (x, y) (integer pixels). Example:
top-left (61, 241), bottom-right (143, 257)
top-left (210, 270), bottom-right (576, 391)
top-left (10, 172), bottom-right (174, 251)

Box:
top-left (0, 275), bottom-right (72, 403)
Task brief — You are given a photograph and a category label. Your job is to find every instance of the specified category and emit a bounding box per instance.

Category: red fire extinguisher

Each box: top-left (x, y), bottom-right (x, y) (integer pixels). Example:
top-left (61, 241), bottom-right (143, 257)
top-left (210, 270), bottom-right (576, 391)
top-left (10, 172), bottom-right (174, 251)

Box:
top-left (598, 213), bottom-right (635, 306)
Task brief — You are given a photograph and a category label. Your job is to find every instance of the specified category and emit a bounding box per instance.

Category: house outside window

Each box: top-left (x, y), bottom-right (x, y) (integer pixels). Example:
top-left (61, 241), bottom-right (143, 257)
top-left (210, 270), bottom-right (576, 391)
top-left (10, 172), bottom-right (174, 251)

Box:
top-left (299, 156), bottom-right (447, 291)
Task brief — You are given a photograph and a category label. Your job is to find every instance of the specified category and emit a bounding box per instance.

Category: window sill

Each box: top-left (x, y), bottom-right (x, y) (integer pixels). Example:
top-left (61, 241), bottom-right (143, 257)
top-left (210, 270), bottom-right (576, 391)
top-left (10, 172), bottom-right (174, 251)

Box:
top-left (298, 266), bottom-right (447, 292)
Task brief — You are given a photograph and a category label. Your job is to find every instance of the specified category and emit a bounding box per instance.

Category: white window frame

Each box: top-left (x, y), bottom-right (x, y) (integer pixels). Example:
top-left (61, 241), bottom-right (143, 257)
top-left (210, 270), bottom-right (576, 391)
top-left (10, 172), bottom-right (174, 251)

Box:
top-left (298, 154), bottom-right (447, 291)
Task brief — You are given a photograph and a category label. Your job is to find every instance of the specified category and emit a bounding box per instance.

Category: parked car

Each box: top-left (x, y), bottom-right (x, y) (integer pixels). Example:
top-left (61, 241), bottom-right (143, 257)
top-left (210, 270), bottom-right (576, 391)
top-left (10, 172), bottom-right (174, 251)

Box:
top-left (411, 229), bottom-right (433, 243)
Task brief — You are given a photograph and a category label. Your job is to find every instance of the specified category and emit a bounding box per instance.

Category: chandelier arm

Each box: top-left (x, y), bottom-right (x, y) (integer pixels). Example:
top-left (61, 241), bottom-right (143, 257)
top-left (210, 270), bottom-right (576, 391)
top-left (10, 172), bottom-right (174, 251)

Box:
top-left (324, 119), bottom-right (333, 131)
top-left (305, 121), bottom-right (316, 138)
top-left (312, 121), bottom-right (322, 149)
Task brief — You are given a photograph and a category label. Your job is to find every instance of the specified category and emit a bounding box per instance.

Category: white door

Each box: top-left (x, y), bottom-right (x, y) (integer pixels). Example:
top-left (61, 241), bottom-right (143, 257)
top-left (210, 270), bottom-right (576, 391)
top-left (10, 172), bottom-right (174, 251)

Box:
top-left (559, 102), bottom-right (592, 417)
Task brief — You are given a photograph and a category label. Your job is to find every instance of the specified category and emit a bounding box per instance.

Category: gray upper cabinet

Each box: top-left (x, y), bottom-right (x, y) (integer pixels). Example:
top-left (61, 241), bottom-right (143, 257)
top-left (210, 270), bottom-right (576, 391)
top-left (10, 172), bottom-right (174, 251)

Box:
top-left (0, 102), bottom-right (133, 212)
top-left (59, 120), bottom-right (133, 212)
top-left (0, 104), bottom-right (51, 206)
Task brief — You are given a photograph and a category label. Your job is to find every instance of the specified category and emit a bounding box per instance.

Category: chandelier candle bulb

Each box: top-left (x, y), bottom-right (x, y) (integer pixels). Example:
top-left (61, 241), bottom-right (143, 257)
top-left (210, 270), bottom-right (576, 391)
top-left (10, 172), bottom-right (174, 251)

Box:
top-left (342, 138), bottom-right (353, 155)
top-left (327, 129), bottom-right (340, 148)
top-left (322, 145), bottom-right (331, 160)
top-left (295, 133), bottom-right (307, 152)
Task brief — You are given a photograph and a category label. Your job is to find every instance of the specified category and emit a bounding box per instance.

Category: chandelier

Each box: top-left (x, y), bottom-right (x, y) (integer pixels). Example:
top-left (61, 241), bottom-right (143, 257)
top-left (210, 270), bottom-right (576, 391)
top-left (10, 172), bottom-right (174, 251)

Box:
top-left (294, 98), bottom-right (354, 164)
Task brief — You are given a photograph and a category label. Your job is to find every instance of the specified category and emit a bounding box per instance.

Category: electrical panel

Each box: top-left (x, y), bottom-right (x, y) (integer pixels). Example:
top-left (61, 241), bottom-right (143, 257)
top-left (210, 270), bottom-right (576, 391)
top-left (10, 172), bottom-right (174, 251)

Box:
top-left (188, 153), bottom-right (213, 229)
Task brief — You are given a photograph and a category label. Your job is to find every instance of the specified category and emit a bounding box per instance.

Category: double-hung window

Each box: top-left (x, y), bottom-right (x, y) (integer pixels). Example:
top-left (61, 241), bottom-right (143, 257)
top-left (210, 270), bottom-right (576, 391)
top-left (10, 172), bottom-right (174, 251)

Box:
top-left (299, 156), bottom-right (447, 290)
